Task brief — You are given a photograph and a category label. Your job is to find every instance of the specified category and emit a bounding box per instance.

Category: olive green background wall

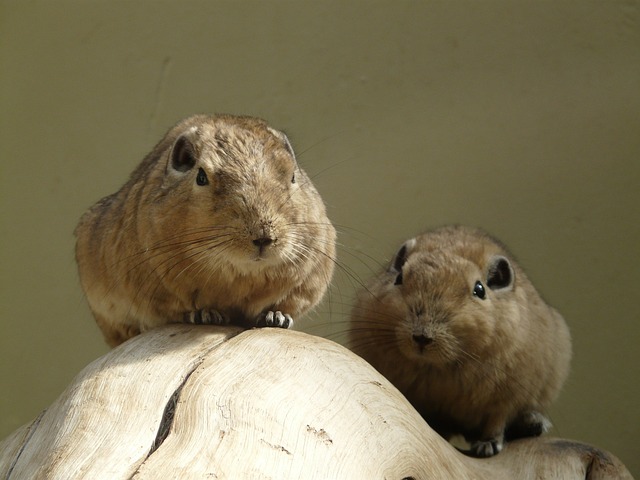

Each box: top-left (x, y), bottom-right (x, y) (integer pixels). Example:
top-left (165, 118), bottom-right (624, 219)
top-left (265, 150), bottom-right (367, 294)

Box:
top-left (1, 0), bottom-right (638, 474)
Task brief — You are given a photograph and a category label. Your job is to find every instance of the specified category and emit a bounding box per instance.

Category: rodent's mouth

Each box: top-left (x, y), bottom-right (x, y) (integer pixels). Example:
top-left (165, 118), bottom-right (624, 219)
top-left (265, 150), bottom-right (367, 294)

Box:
top-left (251, 247), bottom-right (279, 262)
top-left (411, 343), bottom-right (436, 359)
top-left (407, 339), bottom-right (451, 365)
top-left (252, 256), bottom-right (271, 264)
top-left (234, 245), bottom-right (285, 267)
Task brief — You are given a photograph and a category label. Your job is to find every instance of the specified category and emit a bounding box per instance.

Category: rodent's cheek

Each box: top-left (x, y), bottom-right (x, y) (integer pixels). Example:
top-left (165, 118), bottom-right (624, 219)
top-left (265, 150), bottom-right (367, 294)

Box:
top-left (380, 292), bottom-right (410, 319)
top-left (451, 311), bottom-right (495, 355)
top-left (396, 320), bottom-right (420, 352)
top-left (364, 292), bottom-right (407, 324)
top-left (391, 303), bottom-right (417, 342)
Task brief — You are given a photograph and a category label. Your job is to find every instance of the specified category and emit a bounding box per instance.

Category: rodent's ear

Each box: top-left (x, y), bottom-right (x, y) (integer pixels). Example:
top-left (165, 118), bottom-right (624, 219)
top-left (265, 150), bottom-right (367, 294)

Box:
top-left (390, 238), bottom-right (416, 273)
top-left (486, 255), bottom-right (514, 291)
top-left (269, 127), bottom-right (297, 162)
top-left (170, 134), bottom-right (197, 173)
top-left (282, 134), bottom-right (296, 162)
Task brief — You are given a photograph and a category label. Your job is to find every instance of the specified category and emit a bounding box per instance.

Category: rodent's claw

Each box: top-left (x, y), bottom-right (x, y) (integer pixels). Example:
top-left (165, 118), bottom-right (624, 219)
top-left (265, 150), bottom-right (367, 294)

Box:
top-left (469, 438), bottom-right (503, 458)
top-left (256, 311), bottom-right (293, 329)
top-left (185, 309), bottom-right (230, 326)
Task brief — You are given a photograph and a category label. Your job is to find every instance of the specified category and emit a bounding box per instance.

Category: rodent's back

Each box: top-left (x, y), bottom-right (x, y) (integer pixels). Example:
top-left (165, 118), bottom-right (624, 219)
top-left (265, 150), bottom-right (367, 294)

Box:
top-left (75, 114), bottom-right (336, 346)
top-left (349, 225), bottom-right (571, 456)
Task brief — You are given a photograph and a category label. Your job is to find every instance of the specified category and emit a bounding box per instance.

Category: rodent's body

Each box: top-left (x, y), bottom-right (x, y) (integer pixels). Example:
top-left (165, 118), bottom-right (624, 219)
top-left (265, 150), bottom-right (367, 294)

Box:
top-left (76, 114), bottom-right (336, 347)
top-left (349, 225), bottom-right (571, 457)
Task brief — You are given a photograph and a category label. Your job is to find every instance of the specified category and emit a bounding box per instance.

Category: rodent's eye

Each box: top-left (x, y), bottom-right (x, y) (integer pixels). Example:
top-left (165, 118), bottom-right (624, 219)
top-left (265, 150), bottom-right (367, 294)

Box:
top-left (473, 281), bottom-right (486, 299)
top-left (291, 171), bottom-right (296, 184)
top-left (394, 271), bottom-right (403, 286)
top-left (196, 168), bottom-right (209, 186)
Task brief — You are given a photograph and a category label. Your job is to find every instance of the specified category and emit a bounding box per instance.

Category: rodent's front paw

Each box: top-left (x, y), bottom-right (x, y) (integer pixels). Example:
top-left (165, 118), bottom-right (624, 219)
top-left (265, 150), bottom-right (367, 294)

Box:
top-left (184, 309), bottom-right (230, 326)
top-left (256, 311), bottom-right (293, 329)
top-left (505, 411), bottom-right (552, 441)
top-left (469, 438), bottom-right (503, 458)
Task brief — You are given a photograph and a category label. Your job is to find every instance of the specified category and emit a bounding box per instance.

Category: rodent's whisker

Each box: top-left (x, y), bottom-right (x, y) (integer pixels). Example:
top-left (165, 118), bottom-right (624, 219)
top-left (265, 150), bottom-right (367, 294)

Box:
top-left (122, 234), bottom-right (235, 283)
top-left (93, 236), bottom-right (231, 315)
top-left (126, 239), bottom-right (236, 321)
top-left (284, 233), bottom-right (370, 293)
top-left (104, 229), bottom-right (237, 274)
top-left (147, 225), bottom-right (235, 246)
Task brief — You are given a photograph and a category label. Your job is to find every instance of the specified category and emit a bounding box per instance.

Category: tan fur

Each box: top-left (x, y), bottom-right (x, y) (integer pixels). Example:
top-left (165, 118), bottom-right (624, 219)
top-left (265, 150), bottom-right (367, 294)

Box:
top-left (349, 225), bottom-right (571, 457)
top-left (75, 114), bottom-right (336, 347)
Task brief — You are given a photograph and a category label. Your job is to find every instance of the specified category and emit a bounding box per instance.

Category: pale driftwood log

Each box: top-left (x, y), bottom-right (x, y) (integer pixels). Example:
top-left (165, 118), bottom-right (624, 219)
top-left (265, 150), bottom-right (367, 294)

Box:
top-left (0, 326), bottom-right (632, 480)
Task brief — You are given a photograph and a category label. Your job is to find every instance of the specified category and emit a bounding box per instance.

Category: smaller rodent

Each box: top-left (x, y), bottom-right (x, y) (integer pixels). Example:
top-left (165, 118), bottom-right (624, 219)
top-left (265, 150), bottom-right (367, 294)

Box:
top-left (75, 114), bottom-right (336, 347)
top-left (348, 225), bottom-right (571, 457)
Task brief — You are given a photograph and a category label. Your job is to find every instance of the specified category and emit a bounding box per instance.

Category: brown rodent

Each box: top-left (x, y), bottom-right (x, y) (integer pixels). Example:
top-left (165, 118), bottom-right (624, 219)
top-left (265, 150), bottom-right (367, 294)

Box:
top-left (348, 225), bottom-right (571, 457)
top-left (75, 114), bottom-right (336, 347)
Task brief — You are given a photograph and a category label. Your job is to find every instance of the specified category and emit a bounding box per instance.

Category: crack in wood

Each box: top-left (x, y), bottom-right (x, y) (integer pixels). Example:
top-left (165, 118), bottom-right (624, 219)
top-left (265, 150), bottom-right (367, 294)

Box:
top-left (6, 410), bottom-right (46, 480)
top-left (138, 328), bottom-right (246, 471)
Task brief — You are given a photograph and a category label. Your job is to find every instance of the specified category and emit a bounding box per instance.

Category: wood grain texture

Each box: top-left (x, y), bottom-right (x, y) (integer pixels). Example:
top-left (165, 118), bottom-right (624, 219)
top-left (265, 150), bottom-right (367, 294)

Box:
top-left (0, 325), bottom-right (632, 479)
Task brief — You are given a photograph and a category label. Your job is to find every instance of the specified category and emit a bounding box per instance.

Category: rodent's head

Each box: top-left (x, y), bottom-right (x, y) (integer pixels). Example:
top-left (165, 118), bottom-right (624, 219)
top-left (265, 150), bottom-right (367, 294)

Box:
top-left (140, 114), bottom-right (331, 274)
top-left (354, 226), bottom-right (523, 367)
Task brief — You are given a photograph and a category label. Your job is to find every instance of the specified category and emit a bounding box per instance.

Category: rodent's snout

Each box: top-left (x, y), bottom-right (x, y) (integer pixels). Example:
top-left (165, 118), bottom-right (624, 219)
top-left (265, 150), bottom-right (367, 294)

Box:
top-left (412, 333), bottom-right (434, 350)
top-left (405, 306), bottom-right (455, 361)
top-left (406, 324), bottom-right (443, 360)
top-left (252, 236), bottom-right (274, 248)
top-left (252, 230), bottom-right (276, 256)
top-left (410, 317), bottom-right (437, 348)
top-left (247, 220), bottom-right (281, 258)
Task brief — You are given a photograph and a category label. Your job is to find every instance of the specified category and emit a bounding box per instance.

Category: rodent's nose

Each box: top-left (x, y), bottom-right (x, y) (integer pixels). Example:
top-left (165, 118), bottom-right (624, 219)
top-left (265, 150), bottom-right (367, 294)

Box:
top-left (252, 222), bottom-right (276, 253)
top-left (412, 334), bottom-right (433, 348)
top-left (253, 237), bottom-right (274, 248)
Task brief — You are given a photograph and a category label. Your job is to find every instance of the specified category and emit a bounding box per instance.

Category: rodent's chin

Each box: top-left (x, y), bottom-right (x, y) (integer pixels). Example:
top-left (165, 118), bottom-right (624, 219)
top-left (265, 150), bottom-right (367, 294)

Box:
top-left (230, 250), bottom-right (287, 272)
